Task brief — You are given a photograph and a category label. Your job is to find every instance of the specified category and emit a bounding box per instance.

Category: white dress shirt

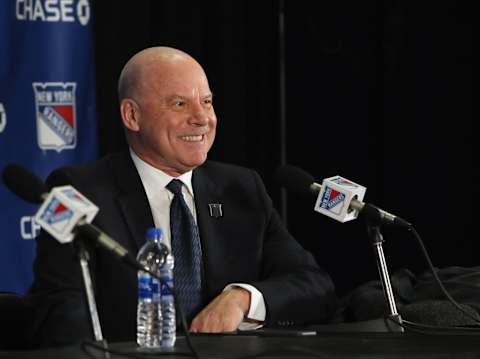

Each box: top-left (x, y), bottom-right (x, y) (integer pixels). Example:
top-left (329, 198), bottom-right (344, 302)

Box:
top-left (130, 150), bottom-right (265, 328)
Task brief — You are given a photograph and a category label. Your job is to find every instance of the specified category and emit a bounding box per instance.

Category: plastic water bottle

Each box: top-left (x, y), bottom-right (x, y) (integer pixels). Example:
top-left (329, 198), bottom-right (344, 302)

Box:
top-left (160, 245), bottom-right (176, 347)
top-left (136, 227), bottom-right (167, 348)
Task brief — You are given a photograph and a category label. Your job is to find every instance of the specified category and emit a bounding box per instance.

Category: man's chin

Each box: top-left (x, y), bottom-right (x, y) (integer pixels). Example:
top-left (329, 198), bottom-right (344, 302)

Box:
top-left (180, 154), bottom-right (208, 172)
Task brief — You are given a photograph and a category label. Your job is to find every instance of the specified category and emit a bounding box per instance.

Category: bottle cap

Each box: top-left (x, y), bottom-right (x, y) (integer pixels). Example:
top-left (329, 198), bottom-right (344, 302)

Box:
top-left (145, 227), bottom-right (163, 240)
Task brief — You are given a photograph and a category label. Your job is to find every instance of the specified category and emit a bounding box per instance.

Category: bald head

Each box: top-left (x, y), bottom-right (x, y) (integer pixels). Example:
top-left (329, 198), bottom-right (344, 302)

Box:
top-left (118, 46), bottom-right (216, 176)
top-left (118, 46), bottom-right (203, 101)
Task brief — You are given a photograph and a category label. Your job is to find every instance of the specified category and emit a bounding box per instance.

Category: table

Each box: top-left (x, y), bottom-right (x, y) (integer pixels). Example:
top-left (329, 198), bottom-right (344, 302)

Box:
top-left (1, 330), bottom-right (479, 359)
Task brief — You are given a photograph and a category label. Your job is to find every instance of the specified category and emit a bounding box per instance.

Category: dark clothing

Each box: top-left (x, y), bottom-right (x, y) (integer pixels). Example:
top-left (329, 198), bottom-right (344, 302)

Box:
top-left (28, 152), bottom-right (337, 346)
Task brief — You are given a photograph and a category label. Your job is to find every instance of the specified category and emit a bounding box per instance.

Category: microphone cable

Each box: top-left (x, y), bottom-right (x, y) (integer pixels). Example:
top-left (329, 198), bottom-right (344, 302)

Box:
top-left (380, 224), bottom-right (480, 335)
top-left (406, 225), bottom-right (480, 326)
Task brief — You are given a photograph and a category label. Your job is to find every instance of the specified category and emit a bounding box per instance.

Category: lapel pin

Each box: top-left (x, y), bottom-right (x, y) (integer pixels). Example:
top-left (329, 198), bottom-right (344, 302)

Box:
top-left (208, 203), bottom-right (223, 218)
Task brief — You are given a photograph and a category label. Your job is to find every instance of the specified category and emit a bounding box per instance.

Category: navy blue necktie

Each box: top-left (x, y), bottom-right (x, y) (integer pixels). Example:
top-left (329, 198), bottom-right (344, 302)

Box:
top-left (166, 179), bottom-right (204, 322)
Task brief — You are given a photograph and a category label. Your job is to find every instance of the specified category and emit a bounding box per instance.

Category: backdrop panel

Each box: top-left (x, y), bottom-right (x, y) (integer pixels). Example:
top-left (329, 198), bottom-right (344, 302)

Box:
top-left (0, 0), bottom-right (97, 294)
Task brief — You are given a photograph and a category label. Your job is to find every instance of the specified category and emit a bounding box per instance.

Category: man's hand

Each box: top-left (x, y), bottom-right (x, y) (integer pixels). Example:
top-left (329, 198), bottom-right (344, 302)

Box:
top-left (189, 287), bottom-right (251, 333)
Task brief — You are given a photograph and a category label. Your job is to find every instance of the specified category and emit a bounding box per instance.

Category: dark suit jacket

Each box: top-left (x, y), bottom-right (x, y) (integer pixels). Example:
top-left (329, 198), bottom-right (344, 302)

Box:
top-left (27, 152), bottom-right (336, 347)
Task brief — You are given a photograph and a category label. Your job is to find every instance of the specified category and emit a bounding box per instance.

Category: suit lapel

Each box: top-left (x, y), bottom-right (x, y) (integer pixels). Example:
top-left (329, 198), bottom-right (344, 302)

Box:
top-left (192, 164), bottom-right (224, 296)
top-left (111, 152), bottom-right (154, 251)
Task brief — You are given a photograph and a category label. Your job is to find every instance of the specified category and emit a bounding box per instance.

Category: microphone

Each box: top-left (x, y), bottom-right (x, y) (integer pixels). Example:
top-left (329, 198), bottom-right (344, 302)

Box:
top-left (2, 163), bottom-right (48, 204)
top-left (2, 164), bottom-right (141, 269)
top-left (275, 165), bottom-right (411, 227)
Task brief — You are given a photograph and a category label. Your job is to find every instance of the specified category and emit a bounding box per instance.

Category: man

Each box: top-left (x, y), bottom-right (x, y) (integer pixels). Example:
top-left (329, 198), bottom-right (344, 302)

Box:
top-left (28, 47), bottom-right (336, 346)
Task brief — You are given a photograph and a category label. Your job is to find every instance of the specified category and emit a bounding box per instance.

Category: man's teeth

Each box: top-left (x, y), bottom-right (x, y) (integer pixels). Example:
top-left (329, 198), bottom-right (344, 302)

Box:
top-left (181, 135), bottom-right (203, 142)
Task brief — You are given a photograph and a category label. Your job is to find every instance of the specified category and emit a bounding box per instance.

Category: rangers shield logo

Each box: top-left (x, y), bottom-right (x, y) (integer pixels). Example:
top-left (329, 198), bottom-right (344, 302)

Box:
top-left (319, 186), bottom-right (346, 215)
top-left (61, 187), bottom-right (90, 207)
top-left (39, 197), bottom-right (74, 235)
top-left (331, 176), bottom-right (358, 188)
top-left (33, 82), bottom-right (77, 152)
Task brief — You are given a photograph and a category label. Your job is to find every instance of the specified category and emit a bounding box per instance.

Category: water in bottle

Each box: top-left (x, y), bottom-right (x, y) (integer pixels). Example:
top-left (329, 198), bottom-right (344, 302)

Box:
top-left (160, 245), bottom-right (176, 347)
top-left (136, 227), bottom-right (168, 348)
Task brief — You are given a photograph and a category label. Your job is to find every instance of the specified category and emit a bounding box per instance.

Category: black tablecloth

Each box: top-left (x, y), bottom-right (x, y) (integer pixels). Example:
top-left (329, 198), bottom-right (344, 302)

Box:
top-left (1, 330), bottom-right (480, 359)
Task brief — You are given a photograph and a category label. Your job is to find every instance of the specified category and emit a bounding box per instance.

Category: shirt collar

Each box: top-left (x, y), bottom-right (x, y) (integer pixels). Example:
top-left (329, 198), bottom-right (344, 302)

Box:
top-left (130, 148), bottom-right (194, 196)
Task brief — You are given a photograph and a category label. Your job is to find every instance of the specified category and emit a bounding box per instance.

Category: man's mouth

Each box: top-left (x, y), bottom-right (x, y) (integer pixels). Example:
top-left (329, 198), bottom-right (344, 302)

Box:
top-left (180, 134), bottom-right (204, 142)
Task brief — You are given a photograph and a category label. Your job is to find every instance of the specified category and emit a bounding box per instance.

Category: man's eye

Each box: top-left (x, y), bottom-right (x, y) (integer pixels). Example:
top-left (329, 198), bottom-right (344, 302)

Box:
top-left (173, 101), bottom-right (185, 107)
top-left (203, 99), bottom-right (213, 106)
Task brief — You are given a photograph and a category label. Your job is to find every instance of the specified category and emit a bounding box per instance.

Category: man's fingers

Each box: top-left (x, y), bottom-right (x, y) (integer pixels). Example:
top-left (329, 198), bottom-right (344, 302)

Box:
top-left (189, 288), bottom-right (250, 333)
top-left (190, 308), bottom-right (241, 332)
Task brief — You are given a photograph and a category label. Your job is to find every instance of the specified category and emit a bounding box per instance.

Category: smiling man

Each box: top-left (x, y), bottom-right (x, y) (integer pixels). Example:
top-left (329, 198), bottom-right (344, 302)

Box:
top-left (118, 48), bottom-right (217, 177)
top-left (28, 47), bottom-right (337, 346)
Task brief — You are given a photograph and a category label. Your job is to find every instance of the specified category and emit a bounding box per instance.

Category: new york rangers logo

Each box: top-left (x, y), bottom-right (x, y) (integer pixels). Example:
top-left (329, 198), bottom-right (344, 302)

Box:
top-left (331, 176), bottom-right (358, 188)
top-left (320, 186), bottom-right (346, 215)
top-left (39, 197), bottom-right (74, 235)
top-left (62, 188), bottom-right (89, 206)
top-left (33, 82), bottom-right (77, 152)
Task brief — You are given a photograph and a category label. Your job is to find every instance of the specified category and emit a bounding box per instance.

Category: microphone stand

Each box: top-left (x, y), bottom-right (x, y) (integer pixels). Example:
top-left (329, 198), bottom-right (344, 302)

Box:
top-left (366, 222), bottom-right (404, 332)
top-left (73, 238), bottom-right (110, 355)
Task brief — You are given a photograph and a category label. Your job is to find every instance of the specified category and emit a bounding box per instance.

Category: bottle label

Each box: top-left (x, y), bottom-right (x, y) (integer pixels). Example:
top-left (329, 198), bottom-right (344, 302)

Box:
top-left (152, 278), bottom-right (160, 301)
top-left (161, 276), bottom-right (174, 296)
top-left (138, 272), bottom-right (153, 300)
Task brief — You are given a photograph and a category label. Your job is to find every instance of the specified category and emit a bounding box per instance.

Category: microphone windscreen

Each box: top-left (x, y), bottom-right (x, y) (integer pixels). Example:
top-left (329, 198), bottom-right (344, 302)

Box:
top-left (274, 165), bottom-right (316, 196)
top-left (2, 164), bottom-right (47, 204)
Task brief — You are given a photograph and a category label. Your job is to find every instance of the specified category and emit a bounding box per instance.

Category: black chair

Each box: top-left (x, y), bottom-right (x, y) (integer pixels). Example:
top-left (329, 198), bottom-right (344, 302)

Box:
top-left (0, 292), bottom-right (30, 350)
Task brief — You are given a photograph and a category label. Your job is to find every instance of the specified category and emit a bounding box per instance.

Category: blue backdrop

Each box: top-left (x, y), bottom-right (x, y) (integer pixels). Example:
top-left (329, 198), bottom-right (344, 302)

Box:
top-left (0, 0), bottom-right (97, 294)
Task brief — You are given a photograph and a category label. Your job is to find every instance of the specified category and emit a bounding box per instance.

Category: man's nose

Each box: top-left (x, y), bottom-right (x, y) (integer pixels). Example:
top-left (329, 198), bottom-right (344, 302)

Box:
top-left (189, 103), bottom-right (210, 126)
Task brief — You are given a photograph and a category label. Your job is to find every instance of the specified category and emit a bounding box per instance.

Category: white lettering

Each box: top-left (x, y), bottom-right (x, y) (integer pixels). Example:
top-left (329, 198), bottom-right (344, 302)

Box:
top-left (60, 0), bottom-right (74, 22)
top-left (45, 0), bottom-right (60, 22)
top-left (76, 0), bottom-right (90, 26)
top-left (53, 91), bottom-right (72, 102)
top-left (32, 0), bottom-right (46, 21)
top-left (16, 0), bottom-right (26, 20)
top-left (20, 216), bottom-right (41, 240)
top-left (24, 0), bottom-right (34, 20)
top-left (36, 91), bottom-right (53, 102)
top-left (0, 103), bottom-right (7, 133)
top-left (15, 0), bottom-right (89, 25)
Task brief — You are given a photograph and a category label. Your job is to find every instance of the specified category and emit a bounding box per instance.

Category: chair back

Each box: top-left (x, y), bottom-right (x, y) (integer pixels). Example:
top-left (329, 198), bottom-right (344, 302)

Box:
top-left (0, 292), bottom-right (30, 350)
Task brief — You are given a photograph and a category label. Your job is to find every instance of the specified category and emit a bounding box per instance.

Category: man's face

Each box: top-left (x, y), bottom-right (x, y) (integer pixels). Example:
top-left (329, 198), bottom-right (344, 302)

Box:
top-left (132, 59), bottom-right (217, 176)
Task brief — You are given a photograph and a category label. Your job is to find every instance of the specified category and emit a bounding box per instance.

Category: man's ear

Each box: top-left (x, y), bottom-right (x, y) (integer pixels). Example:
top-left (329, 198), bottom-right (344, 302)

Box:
top-left (120, 98), bottom-right (140, 131)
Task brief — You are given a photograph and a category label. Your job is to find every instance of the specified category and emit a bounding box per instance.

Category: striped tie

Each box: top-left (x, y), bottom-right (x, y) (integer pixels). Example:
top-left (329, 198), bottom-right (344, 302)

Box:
top-left (166, 179), bottom-right (204, 322)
